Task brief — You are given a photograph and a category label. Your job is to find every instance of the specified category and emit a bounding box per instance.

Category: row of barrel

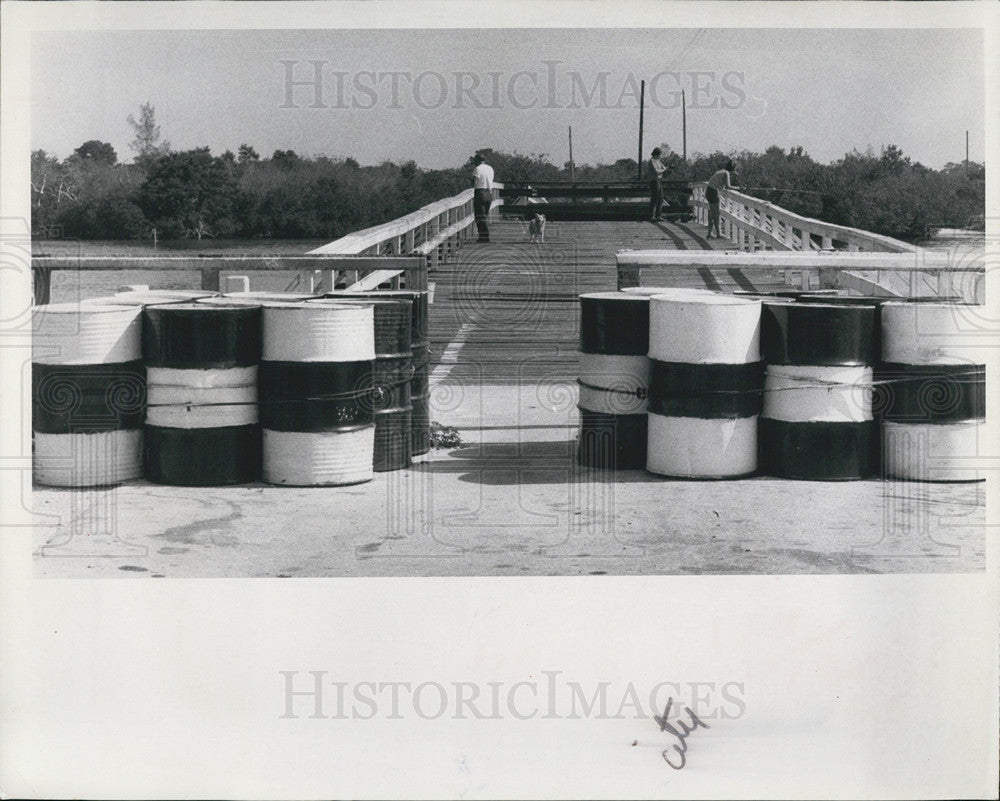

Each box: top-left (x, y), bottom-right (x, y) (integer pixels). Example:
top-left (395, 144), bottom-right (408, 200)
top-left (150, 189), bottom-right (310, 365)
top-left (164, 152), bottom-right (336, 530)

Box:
top-left (31, 288), bottom-right (431, 487)
top-left (577, 289), bottom-right (987, 482)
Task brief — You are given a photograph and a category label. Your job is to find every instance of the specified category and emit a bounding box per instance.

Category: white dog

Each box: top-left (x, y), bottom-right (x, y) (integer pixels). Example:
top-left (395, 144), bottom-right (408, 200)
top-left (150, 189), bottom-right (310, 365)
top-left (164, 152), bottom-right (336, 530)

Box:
top-left (527, 211), bottom-right (547, 243)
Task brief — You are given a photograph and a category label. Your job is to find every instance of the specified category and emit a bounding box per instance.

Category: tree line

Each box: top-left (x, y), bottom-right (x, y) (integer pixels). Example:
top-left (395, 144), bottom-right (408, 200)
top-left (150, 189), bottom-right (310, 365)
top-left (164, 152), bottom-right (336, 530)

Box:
top-left (31, 105), bottom-right (984, 242)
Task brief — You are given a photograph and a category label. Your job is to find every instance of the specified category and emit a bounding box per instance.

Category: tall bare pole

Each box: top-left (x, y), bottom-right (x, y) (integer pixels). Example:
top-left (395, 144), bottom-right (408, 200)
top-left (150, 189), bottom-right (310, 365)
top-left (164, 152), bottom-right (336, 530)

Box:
top-left (569, 125), bottom-right (575, 181)
top-left (682, 88), bottom-right (687, 164)
top-left (966, 129), bottom-right (970, 176)
top-left (637, 79), bottom-right (646, 181)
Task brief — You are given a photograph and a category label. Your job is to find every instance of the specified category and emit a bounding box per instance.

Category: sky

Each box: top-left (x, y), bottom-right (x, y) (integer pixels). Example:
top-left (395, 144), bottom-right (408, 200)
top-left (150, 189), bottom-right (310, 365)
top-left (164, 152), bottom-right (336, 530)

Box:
top-left (30, 27), bottom-right (984, 170)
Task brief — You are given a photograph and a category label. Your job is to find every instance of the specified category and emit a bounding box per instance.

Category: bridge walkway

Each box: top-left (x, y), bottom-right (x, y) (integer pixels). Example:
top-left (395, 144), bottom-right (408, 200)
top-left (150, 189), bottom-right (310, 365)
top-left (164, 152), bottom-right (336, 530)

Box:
top-left (426, 219), bottom-right (785, 384)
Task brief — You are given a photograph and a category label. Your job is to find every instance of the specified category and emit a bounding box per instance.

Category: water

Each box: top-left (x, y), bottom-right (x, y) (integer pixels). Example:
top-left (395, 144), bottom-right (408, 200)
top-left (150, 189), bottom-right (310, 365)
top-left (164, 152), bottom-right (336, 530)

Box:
top-left (35, 238), bottom-right (333, 302)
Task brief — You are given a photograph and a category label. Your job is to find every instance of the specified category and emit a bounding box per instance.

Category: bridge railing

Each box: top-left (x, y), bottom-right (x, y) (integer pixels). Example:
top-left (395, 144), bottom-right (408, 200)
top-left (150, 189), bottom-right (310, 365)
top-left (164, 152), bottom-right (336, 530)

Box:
top-left (307, 184), bottom-right (503, 290)
top-left (29, 255), bottom-right (429, 306)
top-left (616, 250), bottom-right (984, 303)
top-left (31, 185), bottom-right (505, 302)
top-left (690, 183), bottom-right (918, 254)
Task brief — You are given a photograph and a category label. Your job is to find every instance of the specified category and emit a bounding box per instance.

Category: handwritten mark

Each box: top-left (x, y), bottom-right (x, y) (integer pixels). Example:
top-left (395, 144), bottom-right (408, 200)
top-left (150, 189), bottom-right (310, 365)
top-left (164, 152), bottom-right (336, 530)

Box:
top-left (654, 697), bottom-right (710, 770)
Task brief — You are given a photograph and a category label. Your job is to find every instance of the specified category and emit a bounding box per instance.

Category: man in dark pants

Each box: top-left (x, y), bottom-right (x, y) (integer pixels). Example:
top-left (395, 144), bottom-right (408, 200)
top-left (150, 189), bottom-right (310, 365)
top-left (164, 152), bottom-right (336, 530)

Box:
top-left (472, 153), bottom-right (495, 242)
top-left (647, 147), bottom-right (667, 222)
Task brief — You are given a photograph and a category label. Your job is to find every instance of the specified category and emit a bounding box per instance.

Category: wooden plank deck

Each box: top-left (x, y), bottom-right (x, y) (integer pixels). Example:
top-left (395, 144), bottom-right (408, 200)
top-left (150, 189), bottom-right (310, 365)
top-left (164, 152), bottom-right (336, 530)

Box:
top-left (426, 219), bottom-right (784, 382)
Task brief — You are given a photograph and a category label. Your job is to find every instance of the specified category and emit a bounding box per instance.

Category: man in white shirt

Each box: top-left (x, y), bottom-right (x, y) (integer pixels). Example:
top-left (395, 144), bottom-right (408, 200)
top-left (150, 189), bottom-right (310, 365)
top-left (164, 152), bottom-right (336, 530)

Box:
top-left (472, 153), bottom-right (495, 242)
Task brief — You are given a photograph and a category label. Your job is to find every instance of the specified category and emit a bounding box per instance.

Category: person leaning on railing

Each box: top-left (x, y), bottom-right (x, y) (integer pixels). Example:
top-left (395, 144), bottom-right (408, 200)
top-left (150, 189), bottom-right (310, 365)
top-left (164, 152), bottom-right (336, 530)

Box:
top-left (706, 160), bottom-right (738, 239)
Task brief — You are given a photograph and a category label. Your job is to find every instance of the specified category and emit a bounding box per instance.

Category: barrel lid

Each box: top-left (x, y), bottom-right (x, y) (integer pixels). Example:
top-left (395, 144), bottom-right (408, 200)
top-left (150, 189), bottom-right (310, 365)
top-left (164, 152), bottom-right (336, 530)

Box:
top-left (579, 291), bottom-right (648, 302)
top-left (621, 287), bottom-right (719, 298)
top-left (739, 295), bottom-right (796, 303)
top-left (146, 301), bottom-right (260, 312)
top-left (222, 291), bottom-right (317, 301)
top-left (261, 300), bottom-right (369, 309)
top-left (309, 297), bottom-right (408, 307)
top-left (33, 301), bottom-right (140, 314)
top-left (784, 301), bottom-right (877, 311)
top-left (82, 294), bottom-right (198, 306)
top-left (303, 298), bottom-right (378, 307)
top-left (196, 296), bottom-right (264, 307)
top-left (115, 289), bottom-right (216, 299)
top-left (650, 293), bottom-right (760, 306)
top-left (326, 289), bottom-right (425, 296)
top-left (796, 294), bottom-right (886, 305)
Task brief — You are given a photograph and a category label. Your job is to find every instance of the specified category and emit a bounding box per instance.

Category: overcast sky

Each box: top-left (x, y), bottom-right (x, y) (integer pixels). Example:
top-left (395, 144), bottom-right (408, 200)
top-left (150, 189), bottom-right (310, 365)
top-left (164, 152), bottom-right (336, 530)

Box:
top-left (31, 27), bottom-right (983, 170)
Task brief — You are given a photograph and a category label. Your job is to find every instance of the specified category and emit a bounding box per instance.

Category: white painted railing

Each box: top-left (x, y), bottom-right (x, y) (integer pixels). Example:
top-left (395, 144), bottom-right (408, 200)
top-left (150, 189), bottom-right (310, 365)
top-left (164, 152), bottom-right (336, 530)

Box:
top-left (691, 183), bottom-right (918, 254)
top-left (307, 185), bottom-right (503, 291)
top-left (616, 250), bottom-right (984, 303)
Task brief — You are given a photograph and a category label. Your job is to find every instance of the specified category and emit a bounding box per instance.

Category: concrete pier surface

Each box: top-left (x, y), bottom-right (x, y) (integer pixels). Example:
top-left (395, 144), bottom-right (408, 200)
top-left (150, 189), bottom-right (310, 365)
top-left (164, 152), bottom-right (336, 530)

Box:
top-left (32, 221), bottom-right (987, 577)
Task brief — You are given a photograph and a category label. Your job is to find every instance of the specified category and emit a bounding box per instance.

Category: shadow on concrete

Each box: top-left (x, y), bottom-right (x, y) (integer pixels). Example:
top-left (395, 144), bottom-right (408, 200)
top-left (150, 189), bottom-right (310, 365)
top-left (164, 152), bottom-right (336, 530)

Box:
top-left (430, 440), bottom-right (772, 486)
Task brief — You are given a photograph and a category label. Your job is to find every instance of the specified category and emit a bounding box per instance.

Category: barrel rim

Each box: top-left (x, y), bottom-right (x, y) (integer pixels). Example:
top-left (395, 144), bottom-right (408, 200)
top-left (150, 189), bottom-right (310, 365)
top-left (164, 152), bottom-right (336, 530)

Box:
top-left (33, 302), bottom-right (143, 314)
top-left (579, 291), bottom-right (650, 301)
top-left (144, 301), bottom-right (263, 312)
top-left (649, 293), bottom-right (761, 307)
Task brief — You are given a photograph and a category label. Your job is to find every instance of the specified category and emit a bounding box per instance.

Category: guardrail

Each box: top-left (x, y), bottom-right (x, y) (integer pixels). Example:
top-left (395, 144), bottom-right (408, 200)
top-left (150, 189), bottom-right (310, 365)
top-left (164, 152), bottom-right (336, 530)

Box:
top-left (307, 185), bottom-right (503, 289)
top-left (30, 255), bottom-right (426, 306)
top-left (690, 183), bottom-right (918, 253)
top-left (616, 250), bottom-right (984, 303)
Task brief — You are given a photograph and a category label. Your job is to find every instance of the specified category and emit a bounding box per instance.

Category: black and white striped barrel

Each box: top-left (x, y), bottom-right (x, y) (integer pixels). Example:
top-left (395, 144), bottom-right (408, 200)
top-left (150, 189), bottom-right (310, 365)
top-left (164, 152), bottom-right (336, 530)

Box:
top-left (142, 302), bottom-right (262, 485)
top-left (310, 298), bottom-right (413, 472)
top-left (577, 292), bottom-right (650, 469)
top-left (647, 293), bottom-right (763, 478)
top-left (759, 302), bottom-right (877, 480)
top-left (878, 302), bottom-right (987, 482)
top-left (325, 290), bottom-right (431, 456)
top-left (32, 303), bottom-right (145, 486)
top-left (259, 302), bottom-right (377, 486)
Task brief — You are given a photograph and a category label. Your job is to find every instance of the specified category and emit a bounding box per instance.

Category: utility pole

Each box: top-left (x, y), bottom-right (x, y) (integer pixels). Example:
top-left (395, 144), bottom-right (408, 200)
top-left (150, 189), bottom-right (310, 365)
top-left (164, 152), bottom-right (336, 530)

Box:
top-left (637, 79), bottom-right (645, 182)
top-left (682, 88), bottom-right (687, 165)
top-left (965, 129), bottom-right (969, 176)
top-left (569, 125), bottom-right (575, 181)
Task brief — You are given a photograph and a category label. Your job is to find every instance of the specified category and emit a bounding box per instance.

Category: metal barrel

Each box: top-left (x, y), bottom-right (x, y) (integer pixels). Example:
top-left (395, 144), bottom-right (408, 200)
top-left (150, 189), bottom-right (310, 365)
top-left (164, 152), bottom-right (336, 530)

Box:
top-left (878, 302), bottom-right (987, 482)
top-left (646, 293), bottom-right (762, 478)
top-left (310, 298), bottom-right (413, 471)
top-left (142, 302), bottom-right (262, 486)
top-left (409, 342), bottom-right (431, 456)
top-left (576, 292), bottom-right (651, 470)
top-left (324, 290), bottom-right (430, 455)
top-left (259, 302), bottom-right (376, 486)
top-left (31, 303), bottom-right (145, 487)
top-left (759, 302), bottom-right (877, 480)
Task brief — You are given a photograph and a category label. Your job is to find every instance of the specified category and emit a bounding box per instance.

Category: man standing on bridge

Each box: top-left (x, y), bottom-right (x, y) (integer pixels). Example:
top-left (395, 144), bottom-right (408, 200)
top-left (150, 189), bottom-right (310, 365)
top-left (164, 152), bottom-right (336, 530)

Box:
top-left (706, 159), bottom-right (737, 239)
top-left (472, 153), bottom-right (495, 243)
top-left (647, 147), bottom-right (667, 222)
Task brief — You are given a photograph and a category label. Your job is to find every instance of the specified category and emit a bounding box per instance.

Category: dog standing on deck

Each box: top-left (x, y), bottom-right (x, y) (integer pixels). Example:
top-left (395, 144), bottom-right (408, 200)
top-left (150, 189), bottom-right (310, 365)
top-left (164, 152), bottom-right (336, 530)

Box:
top-left (527, 211), bottom-right (546, 243)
